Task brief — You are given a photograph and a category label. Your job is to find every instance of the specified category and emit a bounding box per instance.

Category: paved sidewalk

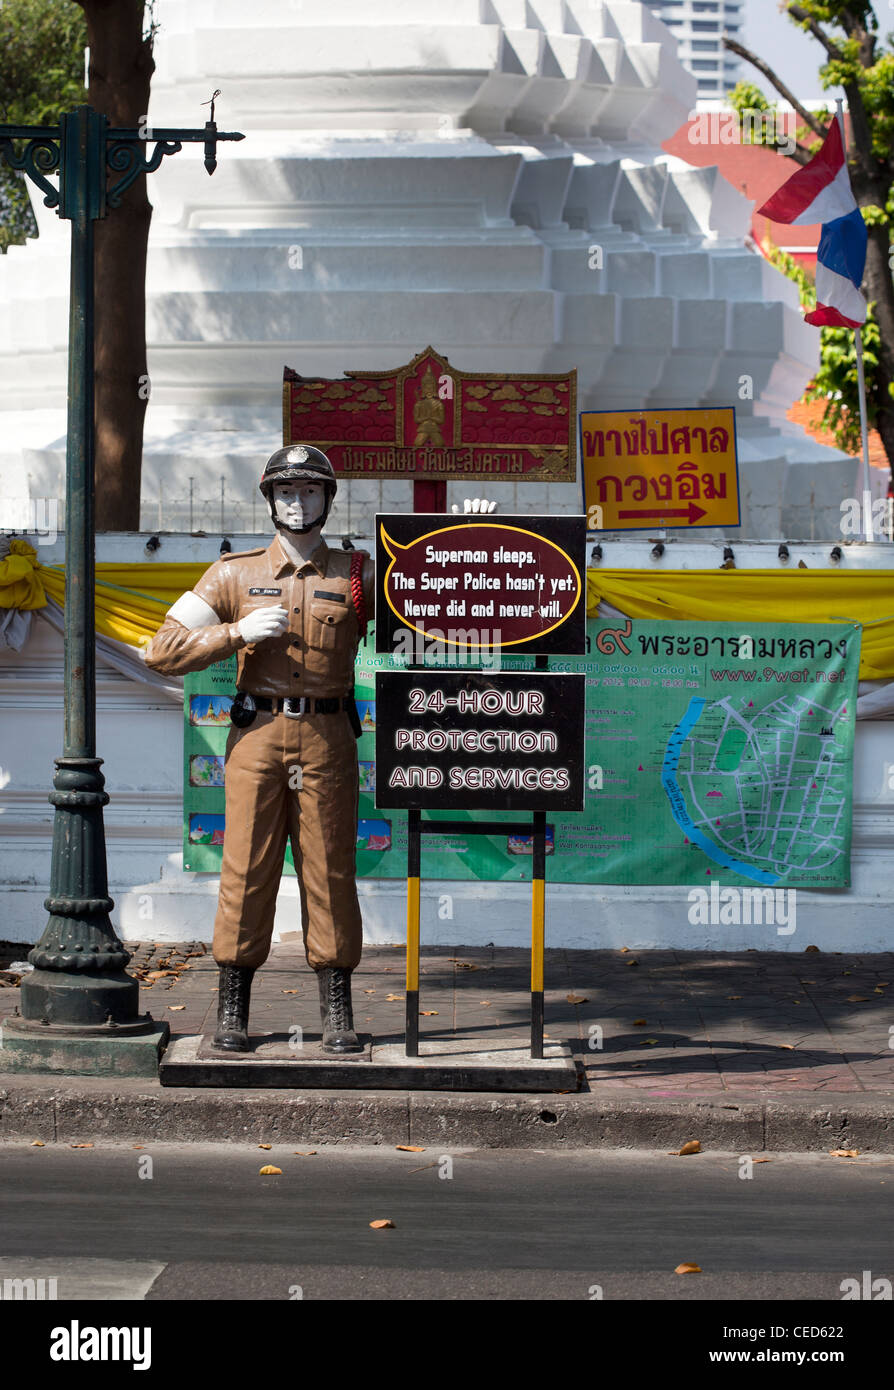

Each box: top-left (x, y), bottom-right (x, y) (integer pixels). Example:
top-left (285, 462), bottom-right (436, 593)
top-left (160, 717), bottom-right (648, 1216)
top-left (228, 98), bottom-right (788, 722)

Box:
top-left (2, 943), bottom-right (894, 1150)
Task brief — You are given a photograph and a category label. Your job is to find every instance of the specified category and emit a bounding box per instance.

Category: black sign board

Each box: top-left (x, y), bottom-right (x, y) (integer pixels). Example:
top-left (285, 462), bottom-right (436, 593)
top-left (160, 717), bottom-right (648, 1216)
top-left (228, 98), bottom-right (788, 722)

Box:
top-left (374, 671), bottom-right (585, 812)
top-left (375, 513), bottom-right (587, 657)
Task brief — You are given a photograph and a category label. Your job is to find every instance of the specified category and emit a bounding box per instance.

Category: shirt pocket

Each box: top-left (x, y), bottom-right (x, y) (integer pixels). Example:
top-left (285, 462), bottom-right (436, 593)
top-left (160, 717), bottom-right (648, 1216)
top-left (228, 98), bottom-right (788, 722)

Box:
top-left (308, 600), bottom-right (351, 651)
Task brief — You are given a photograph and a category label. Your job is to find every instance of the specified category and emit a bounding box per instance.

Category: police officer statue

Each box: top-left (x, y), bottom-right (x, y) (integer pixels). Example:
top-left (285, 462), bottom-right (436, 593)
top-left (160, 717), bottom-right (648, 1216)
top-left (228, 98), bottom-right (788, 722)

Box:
top-left (144, 446), bottom-right (495, 1056)
top-left (144, 446), bottom-right (375, 1053)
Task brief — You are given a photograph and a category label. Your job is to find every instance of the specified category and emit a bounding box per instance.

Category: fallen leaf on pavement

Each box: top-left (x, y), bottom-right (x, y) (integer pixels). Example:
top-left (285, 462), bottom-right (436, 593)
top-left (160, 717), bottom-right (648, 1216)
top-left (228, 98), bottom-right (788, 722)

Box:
top-left (293, 1151), bottom-right (317, 1157)
top-left (675, 1262), bottom-right (701, 1274)
top-left (259, 1165), bottom-right (282, 1175)
top-left (640, 1039), bottom-right (659, 1046)
top-left (620, 946), bottom-right (630, 953)
top-left (829, 1149), bottom-right (860, 1158)
top-left (30, 1140), bottom-right (45, 1147)
top-left (396, 1145), bottom-right (425, 1152)
top-left (633, 1018), bottom-right (647, 1026)
top-left (168, 1005), bottom-right (186, 1011)
top-left (258, 1144), bottom-right (272, 1150)
top-left (847, 995), bottom-right (871, 1003)
top-left (70, 1143), bottom-right (93, 1149)
top-left (385, 993), bottom-right (404, 1002)
top-left (420, 1010), bottom-right (439, 1016)
top-left (625, 959), bottom-right (639, 967)
top-left (281, 989), bottom-right (299, 995)
top-left (778, 1044), bottom-right (795, 1050)
top-left (753, 1158), bottom-right (772, 1164)
top-left (566, 993), bottom-right (589, 1004)
top-left (369, 1219), bottom-right (394, 1229)
top-left (727, 995), bottom-right (742, 1000)
top-left (676, 1141), bottom-right (701, 1156)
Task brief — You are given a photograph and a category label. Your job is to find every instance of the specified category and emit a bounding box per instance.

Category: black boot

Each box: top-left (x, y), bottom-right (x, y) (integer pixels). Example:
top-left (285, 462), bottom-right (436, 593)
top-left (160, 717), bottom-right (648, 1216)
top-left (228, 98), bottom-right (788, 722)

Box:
top-left (212, 964), bottom-right (255, 1051)
top-left (317, 967), bottom-right (362, 1054)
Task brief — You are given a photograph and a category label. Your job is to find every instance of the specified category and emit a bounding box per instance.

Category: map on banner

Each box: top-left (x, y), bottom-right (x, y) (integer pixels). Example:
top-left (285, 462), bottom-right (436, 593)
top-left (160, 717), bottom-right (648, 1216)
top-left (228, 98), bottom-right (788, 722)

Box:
top-left (182, 617), bottom-right (860, 887)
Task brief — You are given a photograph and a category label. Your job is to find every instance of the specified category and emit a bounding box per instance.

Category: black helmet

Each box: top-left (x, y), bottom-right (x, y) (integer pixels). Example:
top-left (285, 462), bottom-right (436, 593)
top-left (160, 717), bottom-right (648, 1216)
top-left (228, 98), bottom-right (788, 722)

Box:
top-left (259, 445), bottom-right (337, 533)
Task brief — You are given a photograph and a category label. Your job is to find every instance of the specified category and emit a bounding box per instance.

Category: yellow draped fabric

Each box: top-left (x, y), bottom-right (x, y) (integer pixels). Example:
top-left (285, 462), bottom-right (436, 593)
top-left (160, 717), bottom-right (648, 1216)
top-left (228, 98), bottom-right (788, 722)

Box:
top-left (40, 564), bottom-right (209, 649)
top-left (2, 547), bottom-right (893, 679)
top-left (0, 546), bottom-right (207, 648)
top-left (588, 568), bottom-right (894, 681)
top-left (0, 540), bottom-right (48, 610)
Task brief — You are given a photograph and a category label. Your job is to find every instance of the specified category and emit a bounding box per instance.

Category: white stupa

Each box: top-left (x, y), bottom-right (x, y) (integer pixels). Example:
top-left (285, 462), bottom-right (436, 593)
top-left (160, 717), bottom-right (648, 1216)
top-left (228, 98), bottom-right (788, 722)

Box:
top-left (0, 0), bottom-right (858, 538)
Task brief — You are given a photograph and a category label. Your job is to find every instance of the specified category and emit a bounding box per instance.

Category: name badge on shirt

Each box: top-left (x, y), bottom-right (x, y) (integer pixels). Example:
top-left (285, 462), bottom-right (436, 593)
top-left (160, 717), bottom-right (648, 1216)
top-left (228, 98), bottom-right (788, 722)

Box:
top-left (313, 589), bottom-right (345, 602)
top-left (248, 587), bottom-right (282, 596)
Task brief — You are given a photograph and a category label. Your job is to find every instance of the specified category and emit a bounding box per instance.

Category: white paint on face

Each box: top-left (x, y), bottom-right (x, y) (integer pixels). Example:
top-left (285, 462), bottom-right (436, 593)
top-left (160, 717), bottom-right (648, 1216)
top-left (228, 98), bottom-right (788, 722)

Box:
top-left (273, 480), bottom-right (325, 531)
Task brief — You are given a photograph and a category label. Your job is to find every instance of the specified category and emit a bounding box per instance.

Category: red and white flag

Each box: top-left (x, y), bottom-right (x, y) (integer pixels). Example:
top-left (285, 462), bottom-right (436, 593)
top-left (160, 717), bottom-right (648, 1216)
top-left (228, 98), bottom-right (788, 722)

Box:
top-left (757, 119), bottom-right (867, 329)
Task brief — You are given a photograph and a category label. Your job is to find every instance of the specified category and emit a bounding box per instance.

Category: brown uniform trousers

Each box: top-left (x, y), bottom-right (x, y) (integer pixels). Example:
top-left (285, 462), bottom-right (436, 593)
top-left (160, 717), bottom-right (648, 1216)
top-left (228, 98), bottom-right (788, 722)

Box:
top-left (143, 534), bottom-right (374, 971)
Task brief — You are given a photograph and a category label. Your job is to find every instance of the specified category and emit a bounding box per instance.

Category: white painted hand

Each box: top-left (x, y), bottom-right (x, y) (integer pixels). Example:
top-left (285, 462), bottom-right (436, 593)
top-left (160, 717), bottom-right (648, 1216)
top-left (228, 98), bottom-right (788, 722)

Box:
top-left (237, 606), bottom-right (289, 644)
top-left (452, 498), bottom-right (497, 514)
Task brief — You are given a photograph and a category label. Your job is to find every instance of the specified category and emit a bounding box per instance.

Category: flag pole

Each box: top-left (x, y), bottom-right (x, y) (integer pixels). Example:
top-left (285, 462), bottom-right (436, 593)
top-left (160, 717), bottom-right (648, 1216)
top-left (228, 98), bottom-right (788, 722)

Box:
top-left (836, 96), bottom-right (874, 542)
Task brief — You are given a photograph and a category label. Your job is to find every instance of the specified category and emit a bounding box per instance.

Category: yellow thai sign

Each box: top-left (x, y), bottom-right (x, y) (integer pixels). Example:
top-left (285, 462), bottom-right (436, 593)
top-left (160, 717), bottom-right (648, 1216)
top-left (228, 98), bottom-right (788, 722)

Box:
top-left (579, 407), bottom-right (740, 531)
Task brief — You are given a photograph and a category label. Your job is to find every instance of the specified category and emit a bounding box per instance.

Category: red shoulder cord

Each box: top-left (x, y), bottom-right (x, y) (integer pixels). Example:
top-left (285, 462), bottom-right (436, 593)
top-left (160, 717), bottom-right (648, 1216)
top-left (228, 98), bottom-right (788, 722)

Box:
top-left (349, 550), bottom-right (367, 641)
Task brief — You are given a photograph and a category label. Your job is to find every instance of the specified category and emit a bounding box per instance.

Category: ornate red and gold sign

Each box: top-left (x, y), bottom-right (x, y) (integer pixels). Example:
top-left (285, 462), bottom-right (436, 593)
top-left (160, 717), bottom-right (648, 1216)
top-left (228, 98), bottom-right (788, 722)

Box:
top-left (283, 346), bottom-right (576, 483)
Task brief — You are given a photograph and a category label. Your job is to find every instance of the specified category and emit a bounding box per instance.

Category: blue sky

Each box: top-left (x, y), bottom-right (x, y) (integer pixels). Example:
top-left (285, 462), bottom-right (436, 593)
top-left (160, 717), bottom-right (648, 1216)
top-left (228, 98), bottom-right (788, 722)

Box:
top-left (741, 0), bottom-right (885, 102)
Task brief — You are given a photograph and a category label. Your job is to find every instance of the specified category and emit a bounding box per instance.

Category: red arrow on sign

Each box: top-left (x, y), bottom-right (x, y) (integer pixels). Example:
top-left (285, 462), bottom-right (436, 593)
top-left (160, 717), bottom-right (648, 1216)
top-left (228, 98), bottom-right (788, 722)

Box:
top-left (617, 503), bottom-right (708, 524)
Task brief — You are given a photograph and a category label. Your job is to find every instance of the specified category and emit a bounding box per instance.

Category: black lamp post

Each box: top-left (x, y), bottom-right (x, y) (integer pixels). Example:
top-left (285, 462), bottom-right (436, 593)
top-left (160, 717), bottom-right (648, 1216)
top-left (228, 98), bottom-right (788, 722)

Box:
top-left (0, 104), bottom-right (243, 1065)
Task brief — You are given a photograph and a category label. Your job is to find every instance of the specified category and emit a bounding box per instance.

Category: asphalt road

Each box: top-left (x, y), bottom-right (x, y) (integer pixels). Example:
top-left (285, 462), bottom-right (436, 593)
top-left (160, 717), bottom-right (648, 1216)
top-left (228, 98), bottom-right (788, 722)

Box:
top-left (2, 1142), bottom-right (893, 1302)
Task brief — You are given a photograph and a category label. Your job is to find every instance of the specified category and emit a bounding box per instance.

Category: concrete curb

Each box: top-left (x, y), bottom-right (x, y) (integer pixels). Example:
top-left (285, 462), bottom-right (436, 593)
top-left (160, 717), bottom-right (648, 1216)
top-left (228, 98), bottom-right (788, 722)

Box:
top-left (2, 1075), bottom-right (893, 1151)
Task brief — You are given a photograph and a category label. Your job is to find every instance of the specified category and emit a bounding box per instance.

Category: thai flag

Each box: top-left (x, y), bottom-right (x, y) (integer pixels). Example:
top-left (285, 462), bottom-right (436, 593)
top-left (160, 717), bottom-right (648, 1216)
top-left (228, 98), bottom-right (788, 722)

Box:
top-left (757, 118), bottom-right (867, 329)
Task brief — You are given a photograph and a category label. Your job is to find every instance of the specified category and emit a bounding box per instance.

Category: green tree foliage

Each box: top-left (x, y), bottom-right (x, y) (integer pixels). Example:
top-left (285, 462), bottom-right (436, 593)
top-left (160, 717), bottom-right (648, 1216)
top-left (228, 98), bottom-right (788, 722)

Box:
top-left (723, 2), bottom-right (894, 482)
top-left (0, 0), bottom-right (87, 252)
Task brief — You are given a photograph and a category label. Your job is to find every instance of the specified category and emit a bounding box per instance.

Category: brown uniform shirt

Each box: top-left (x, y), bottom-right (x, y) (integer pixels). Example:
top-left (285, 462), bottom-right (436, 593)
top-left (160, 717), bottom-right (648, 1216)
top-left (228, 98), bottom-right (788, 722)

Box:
top-left (143, 534), bottom-right (374, 699)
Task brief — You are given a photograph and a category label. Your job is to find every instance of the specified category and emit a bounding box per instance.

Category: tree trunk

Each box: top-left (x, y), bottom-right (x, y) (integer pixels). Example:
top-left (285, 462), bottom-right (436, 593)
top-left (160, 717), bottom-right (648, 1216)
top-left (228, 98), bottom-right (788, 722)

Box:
top-left (75, 0), bottom-right (154, 531)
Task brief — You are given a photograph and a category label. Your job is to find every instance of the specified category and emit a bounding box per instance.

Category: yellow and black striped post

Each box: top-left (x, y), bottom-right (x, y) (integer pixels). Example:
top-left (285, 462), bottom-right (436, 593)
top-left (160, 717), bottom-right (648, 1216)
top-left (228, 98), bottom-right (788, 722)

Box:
top-left (406, 807), bottom-right (421, 1056)
top-left (530, 809), bottom-right (546, 1058)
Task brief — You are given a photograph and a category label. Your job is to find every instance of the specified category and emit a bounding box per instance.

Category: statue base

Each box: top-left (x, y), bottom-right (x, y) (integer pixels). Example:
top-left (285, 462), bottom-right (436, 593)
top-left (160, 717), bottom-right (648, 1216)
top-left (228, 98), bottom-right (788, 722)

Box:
top-left (159, 1032), bottom-right (578, 1092)
top-left (0, 1015), bottom-right (170, 1078)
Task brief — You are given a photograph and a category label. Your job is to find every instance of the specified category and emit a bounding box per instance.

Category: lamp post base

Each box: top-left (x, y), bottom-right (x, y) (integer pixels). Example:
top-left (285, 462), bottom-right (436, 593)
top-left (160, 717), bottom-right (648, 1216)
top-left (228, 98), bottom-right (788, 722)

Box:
top-left (0, 1014), bottom-right (169, 1078)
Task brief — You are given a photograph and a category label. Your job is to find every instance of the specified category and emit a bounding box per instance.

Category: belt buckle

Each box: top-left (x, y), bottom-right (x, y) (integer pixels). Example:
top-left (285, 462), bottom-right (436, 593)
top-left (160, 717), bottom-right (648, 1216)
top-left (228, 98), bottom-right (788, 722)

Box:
top-left (283, 697), bottom-right (307, 718)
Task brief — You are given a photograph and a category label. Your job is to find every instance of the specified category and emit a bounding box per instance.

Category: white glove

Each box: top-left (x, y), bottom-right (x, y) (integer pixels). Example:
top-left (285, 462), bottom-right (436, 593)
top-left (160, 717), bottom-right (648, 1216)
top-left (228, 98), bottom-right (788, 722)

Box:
top-left (452, 498), bottom-right (497, 514)
top-left (237, 606), bottom-right (289, 644)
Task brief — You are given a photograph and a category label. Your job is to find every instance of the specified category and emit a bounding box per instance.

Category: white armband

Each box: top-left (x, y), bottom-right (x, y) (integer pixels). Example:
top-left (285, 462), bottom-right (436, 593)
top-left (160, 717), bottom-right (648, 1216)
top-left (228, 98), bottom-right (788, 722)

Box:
top-left (167, 591), bottom-right (221, 629)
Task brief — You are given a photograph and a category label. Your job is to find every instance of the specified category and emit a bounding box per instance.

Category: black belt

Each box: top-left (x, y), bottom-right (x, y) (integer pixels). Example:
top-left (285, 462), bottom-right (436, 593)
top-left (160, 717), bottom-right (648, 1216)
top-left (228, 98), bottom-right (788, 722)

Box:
top-left (247, 694), bottom-right (353, 717)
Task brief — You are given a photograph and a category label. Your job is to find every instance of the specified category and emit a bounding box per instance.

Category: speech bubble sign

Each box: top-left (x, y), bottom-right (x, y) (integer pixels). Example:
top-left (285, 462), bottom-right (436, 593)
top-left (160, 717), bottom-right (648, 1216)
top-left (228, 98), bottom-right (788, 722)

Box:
top-left (380, 519), bottom-right (583, 649)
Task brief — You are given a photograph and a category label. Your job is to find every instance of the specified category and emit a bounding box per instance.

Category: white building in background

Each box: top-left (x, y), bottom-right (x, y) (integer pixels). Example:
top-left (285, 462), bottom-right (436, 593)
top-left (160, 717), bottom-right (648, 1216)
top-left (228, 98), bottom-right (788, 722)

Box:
top-left (0, 0), bottom-right (858, 540)
top-left (639, 0), bottom-right (743, 98)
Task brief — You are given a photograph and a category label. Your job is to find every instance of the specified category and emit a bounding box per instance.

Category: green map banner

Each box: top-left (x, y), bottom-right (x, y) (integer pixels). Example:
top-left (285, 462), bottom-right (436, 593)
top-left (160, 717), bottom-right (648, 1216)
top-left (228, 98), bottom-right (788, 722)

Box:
top-left (183, 617), bottom-right (860, 887)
